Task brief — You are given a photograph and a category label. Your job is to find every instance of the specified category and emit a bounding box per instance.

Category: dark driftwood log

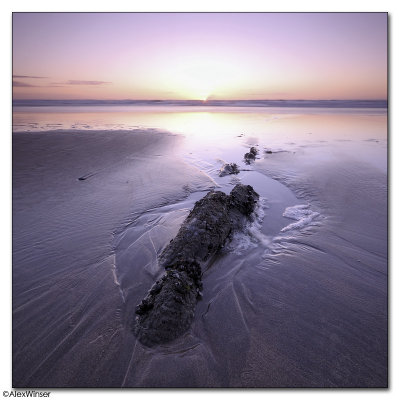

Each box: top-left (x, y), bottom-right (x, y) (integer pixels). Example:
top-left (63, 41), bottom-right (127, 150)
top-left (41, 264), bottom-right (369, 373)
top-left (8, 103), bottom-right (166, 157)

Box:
top-left (134, 184), bottom-right (259, 346)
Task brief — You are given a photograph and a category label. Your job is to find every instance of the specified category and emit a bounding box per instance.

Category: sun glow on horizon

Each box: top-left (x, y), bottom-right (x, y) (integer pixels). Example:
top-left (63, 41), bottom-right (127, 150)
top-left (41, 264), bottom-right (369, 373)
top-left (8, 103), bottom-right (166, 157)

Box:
top-left (162, 58), bottom-right (245, 101)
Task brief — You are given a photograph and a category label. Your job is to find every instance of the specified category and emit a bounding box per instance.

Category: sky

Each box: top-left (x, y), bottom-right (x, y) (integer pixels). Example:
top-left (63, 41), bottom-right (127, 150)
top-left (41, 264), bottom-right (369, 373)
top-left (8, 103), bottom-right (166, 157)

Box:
top-left (12, 13), bottom-right (387, 101)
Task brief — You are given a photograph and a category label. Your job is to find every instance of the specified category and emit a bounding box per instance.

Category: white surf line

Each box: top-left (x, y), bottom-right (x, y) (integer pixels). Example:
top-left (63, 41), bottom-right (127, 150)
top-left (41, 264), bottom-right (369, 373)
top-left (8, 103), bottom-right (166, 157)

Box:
top-left (110, 253), bottom-right (125, 303)
top-left (281, 204), bottom-right (320, 233)
top-left (121, 340), bottom-right (138, 387)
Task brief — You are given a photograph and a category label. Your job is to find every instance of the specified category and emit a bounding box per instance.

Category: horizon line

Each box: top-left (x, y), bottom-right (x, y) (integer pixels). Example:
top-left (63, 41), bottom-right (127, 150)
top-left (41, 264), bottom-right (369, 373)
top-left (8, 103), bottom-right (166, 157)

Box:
top-left (13, 98), bottom-right (388, 103)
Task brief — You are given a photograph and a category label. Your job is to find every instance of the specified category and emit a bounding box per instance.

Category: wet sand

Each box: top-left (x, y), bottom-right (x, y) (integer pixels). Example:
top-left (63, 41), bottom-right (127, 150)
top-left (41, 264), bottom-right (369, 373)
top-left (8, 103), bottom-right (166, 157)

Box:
top-left (12, 129), bottom-right (213, 387)
top-left (12, 113), bottom-right (387, 387)
top-left (115, 145), bottom-right (387, 387)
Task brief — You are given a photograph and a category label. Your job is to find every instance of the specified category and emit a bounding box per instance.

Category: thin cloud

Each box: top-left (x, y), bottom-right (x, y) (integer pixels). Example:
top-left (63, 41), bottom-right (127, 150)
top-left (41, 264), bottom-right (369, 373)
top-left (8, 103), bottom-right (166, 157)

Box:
top-left (13, 80), bottom-right (65, 88)
top-left (66, 80), bottom-right (112, 86)
top-left (12, 75), bottom-right (47, 79)
top-left (13, 80), bottom-right (38, 87)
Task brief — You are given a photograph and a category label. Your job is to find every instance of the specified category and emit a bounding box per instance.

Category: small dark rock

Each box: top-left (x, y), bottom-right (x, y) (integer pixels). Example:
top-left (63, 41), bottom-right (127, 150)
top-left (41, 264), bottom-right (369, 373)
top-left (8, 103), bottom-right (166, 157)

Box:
top-left (219, 162), bottom-right (240, 177)
top-left (249, 146), bottom-right (258, 155)
top-left (244, 147), bottom-right (259, 164)
top-left (78, 172), bottom-right (94, 181)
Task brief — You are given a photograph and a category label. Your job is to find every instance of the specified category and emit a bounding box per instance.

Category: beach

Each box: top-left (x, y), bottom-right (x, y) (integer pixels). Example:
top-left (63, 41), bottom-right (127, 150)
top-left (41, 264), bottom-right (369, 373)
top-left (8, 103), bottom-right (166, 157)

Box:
top-left (12, 105), bottom-right (387, 387)
top-left (12, 127), bottom-right (213, 386)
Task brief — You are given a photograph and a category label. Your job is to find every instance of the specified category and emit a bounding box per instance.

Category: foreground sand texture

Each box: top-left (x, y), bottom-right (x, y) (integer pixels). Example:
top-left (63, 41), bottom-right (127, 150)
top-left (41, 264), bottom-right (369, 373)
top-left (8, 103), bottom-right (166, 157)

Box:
top-left (13, 117), bottom-right (387, 387)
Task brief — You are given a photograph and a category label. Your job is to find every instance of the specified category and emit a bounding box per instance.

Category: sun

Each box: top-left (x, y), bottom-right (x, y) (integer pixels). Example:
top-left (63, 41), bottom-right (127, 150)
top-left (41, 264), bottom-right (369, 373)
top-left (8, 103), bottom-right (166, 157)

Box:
top-left (179, 68), bottom-right (217, 101)
top-left (164, 58), bottom-right (240, 101)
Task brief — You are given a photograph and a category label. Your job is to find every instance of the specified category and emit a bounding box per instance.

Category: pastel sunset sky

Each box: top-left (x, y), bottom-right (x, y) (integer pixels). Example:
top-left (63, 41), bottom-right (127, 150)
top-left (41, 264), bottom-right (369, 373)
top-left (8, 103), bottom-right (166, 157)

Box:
top-left (12, 12), bottom-right (387, 101)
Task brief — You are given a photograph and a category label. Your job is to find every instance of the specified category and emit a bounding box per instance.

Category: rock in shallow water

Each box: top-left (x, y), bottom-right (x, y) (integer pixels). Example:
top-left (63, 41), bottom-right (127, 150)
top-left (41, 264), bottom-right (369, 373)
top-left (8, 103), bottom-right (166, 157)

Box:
top-left (244, 146), bottom-right (258, 164)
top-left (134, 184), bottom-right (259, 346)
top-left (219, 162), bottom-right (240, 177)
